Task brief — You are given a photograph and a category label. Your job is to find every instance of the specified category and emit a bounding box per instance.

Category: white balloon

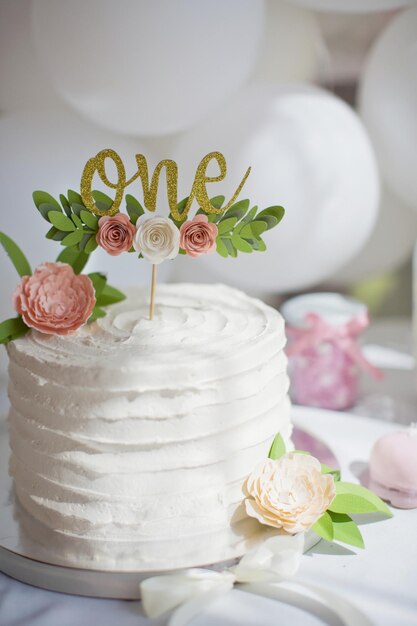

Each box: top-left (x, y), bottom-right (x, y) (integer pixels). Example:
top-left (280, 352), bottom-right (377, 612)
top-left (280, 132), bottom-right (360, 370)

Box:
top-left (284, 0), bottom-right (415, 13)
top-left (332, 187), bottom-right (417, 285)
top-left (254, 1), bottom-right (325, 83)
top-left (0, 0), bottom-right (60, 111)
top-left (30, 0), bottom-right (265, 137)
top-left (172, 84), bottom-right (380, 293)
top-left (359, 8), bottom-right (417, 211)
top-left (0, 107), bottom-right (174, 328)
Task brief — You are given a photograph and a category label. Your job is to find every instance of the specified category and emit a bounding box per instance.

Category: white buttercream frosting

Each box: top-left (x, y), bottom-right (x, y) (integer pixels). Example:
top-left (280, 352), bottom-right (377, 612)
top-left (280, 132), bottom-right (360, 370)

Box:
top-left (7, 283), bottom-right (291, 571)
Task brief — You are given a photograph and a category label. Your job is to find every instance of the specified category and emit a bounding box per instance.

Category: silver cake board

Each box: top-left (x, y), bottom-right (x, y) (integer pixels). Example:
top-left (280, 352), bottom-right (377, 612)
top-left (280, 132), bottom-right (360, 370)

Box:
top-left (0, 422), bottom-right (333, 599)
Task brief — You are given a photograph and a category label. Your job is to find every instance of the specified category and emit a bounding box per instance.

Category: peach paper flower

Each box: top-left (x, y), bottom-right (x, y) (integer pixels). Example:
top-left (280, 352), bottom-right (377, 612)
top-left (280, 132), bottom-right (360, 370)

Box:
top-left (13, 262), bottom-right (96, 335)
top-left (96, 213), bottom-right (136, 256)
top-left (245, 453), bottom-right (336, 534)
top-left (179, 214), bottom-right (218, 257)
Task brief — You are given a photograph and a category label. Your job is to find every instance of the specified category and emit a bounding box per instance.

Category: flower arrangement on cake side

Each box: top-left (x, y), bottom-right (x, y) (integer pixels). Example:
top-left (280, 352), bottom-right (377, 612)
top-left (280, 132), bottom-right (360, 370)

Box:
top-left (140, 432), bottom-right (393, 623)
top-left (244, 432), bottom-right (391, 549)
top-left (0, 149), bottom-right (284, 342)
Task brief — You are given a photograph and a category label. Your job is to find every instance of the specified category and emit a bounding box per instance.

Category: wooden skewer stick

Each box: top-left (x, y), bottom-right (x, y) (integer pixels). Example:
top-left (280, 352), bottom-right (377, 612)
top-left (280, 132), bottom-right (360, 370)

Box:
top-left (149, 264), bottom-right (157, 320)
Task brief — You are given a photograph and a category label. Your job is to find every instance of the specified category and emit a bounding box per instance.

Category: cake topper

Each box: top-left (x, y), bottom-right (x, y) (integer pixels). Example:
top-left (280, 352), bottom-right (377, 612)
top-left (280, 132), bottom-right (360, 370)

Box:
top-left (0, 150), bottom-right (284, 341)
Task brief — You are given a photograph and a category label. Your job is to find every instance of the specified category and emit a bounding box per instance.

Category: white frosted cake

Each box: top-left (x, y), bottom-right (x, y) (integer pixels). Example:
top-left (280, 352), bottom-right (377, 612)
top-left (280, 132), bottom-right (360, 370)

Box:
top-left (7, 283), bottom-right (291, 571)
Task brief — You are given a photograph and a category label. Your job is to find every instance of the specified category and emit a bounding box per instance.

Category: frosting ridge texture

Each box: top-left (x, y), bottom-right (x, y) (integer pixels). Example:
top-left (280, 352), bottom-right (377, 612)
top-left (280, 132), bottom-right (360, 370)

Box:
top-left (7, 283), bottom-right (291, 570)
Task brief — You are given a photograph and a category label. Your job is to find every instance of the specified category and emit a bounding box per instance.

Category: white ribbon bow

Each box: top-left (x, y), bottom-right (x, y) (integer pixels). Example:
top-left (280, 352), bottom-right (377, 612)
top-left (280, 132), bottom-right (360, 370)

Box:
top-left (140, 533), bottom-right (373, 626)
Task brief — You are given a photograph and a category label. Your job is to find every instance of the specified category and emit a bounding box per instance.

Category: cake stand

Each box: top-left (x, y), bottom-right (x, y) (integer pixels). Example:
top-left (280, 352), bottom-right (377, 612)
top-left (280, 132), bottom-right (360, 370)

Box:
top-left (0, 418), bottom-right (333, 599)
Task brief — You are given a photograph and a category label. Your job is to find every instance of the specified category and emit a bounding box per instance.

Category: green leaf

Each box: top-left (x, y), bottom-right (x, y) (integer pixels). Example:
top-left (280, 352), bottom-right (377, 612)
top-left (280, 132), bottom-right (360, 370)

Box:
top-left (80, 210), bottom-right (99, 231)
top-left (46, 226), bottom-right (58, 240)
top-left (51, 230), bottom-right (66, 241)
top-left (231, 232), bottom-right (252, 253)
top-left (248, 237), bottom-right (266, 252)
top-left (239, 221), bottom-right (268, 239)
top-left (0, 316), bottom-right (29, 344)
top-left (67, 189), bottom-right (84, 206)
top-left (223, 238), bottom-right (237, 258)
top-left (61, 229), bottom-right (84, 247)
top-left (0, 232), bottom-right (32, 277)
top-left (222, 199), bottom-right (250, 222)
top-left (33, 191), bottom-right (61, 212)
top-left (92, 190), bottom-right (114, 211)
top-left (60, 194), bottom-right (72, 217)
top-left (217, 217), bottom-right (237, 235)
top-left (268, 433), bottom-right (286, 460)
top-left (241, 206), bottom-right (258, 225)
top-left (48, 212), bottom-right (76, 232)
top-left (71, 213), bottom-right (83, 229)
top-left (312, 511), bottom-right (334, 542)
top-left (88, 307), bottom-right (106, 323)
top-left (208, 195), bottom-right (225, 209)
top-left (88, 272), bottom-right (107, 298)
top-left (78, 233), bottom-right (91, 251)
top-left (328, 511), bottom-right (365, 549)
top-left (256, 206), bottom-right (285, 229)
top-left (216, 237), bottom-right (228, 258)
top-left (330, 481), bottom-right (393, 516)
top-left (96, 284), bottom-right (126, 307)
top-left (70, 203), bottom-right (85, 217)
top-left (126, 194), bottom-right (145, 224)
top-left (56, 247), bottom-right (89, 275)
top-left (84, 236), bottom-right (98, 254)
top-left (321, 464), bottom-right (341, 482)
top-left (36, 202), bottom-right (62, 221)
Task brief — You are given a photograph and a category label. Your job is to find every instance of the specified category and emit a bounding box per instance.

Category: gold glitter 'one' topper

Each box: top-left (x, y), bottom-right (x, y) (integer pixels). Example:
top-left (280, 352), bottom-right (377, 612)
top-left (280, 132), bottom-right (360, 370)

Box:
top-left (80, 149), bottom-right (251, 221)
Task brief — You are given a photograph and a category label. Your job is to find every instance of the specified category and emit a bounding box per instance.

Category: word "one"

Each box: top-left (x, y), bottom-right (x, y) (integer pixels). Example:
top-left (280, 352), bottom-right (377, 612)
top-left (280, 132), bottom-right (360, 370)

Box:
top-left (80, 149), bottom-right (251, 222)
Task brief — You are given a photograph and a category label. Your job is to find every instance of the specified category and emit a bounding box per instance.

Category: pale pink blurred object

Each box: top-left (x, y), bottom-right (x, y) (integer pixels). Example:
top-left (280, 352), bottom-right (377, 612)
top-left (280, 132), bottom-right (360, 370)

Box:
top-left (368, 427), bottom-right (417, 509)
top-left (179, 214), bottom-right (218, 258)
top-left (13, 262), bottom-right (96, 335)
top-left (282, 293), bottom-right (382, 411)
top-left (96, 213), bottom-right (136, 256)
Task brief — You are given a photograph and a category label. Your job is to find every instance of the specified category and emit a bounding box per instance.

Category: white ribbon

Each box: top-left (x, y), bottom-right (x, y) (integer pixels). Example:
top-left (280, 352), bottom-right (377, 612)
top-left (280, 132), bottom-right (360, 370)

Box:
top-left (140, 533), bottom-right (373, 626)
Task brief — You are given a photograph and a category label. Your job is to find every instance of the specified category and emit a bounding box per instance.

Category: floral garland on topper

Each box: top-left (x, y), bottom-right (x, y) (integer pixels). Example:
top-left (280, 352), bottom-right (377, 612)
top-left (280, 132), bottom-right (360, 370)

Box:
top-left (0, 149), bottom-right (284, 342)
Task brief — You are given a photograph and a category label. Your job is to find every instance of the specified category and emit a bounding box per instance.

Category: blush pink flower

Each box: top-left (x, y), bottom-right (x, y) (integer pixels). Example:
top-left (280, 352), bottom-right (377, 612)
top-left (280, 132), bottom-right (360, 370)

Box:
top-left (96, 213), bottom-right (135, 256)
top-left (13, 262), bottom-right (96, 336)
top-left (179, 214), bottom-right (218, 258)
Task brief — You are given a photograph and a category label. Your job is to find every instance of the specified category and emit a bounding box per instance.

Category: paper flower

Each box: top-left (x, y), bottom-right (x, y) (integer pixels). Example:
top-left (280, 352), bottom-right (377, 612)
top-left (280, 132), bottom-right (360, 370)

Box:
top-left (245, 453), bottom-right (336, 534)
top-left (13, 262), bottom-right (96, 335)
top-left (179, 214), bottom-right (218, 257)
top-left (96, 213), bottom-right (136, 256)
top-left (134, 216), bottom-right (180, 264)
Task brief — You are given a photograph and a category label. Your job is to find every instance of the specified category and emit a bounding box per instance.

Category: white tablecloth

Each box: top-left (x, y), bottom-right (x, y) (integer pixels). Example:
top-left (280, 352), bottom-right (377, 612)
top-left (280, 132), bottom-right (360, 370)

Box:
top-left (1, 402), bottom-right (416, 626)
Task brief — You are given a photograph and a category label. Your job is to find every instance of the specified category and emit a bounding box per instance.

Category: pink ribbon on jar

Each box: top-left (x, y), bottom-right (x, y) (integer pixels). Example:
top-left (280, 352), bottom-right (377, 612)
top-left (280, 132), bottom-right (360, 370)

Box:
top-left (286, 311), bottom-right (383, 380)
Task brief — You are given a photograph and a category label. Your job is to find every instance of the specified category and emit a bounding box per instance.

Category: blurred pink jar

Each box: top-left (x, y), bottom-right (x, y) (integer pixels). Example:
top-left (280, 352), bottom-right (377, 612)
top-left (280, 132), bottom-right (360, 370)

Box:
top-left (282, 293), bottom-right (382, 411)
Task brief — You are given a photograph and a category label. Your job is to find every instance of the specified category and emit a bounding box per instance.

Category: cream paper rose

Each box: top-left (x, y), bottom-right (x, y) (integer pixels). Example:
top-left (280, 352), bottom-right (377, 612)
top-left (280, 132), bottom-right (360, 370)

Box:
top-left (133, 216), bottom-right (180, 264)
top-left (245, 453), bottom-right (336, 534)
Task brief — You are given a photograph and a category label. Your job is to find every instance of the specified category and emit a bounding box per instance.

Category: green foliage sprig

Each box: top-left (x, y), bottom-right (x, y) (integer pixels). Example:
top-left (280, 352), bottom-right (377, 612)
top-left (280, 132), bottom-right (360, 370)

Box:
top-left (0, 232), bottom-right (125, 345)
top-left (33, 188), bottom-right (285, 261)
top-left (195, 197), bottom-right (285, 257)
top-left (268, 433), bottom-right (392, 550)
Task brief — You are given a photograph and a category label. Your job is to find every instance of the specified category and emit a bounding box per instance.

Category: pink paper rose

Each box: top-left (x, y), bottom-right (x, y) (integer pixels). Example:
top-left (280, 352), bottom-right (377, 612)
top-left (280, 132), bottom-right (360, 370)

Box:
top-left (13, 262), bottom-right (96, 336)
top-left (179, 214), bottom-right (218, 258)
top-left (96, 213), bottom-right (135, 256)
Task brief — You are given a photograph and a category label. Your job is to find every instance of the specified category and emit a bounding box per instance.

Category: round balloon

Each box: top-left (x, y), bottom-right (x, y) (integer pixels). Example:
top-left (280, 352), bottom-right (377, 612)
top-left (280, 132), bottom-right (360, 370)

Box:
top-left (172, 84), bottom-right (380, 293)
top-left (254, 1), bottom-right (325, 83)
top-left (284, 0), bottom-right (414, 12)
top-left (30, 0), bottom-right (265, 137)
top-left (0, 107), bottom-right (174, 329)
top-left (359, 8), bottom-right (417, 211)
top-left (0, 0), bottom-right (60, 111)
top-left (332, 187), bottom-right (417, 285)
